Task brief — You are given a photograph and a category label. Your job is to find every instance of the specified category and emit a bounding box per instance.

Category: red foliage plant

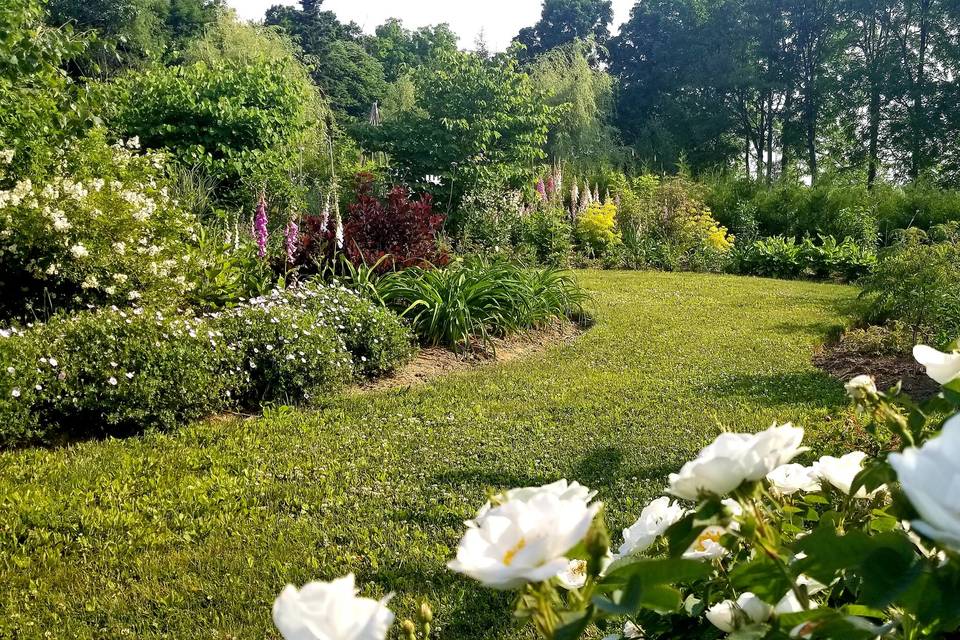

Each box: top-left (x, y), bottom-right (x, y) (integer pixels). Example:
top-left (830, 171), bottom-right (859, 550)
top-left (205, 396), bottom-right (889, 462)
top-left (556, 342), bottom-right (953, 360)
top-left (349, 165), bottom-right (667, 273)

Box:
top-left (299, 174), bottom-right (447, 272)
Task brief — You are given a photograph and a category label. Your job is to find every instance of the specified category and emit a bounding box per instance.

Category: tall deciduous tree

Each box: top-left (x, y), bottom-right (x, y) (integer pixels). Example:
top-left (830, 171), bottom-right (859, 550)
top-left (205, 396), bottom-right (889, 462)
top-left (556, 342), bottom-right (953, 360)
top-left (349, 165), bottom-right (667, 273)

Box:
top-left (514, 0), bottom-right (613, 62)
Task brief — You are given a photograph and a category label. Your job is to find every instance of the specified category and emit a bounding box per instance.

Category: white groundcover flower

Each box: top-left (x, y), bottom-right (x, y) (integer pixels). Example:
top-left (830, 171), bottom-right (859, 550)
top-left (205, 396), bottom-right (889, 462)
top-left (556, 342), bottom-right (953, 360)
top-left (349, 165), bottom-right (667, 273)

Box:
top-left (619, 496), bottom-right (686, 556)
top-left (914, 345), bottom-right (960, 386)
top-left (889, 414), bottom-right (960, 552)
top-left (812, 451), bottom-right (877, 497)
top-left (706, 592), bottom-right (773, 632)
top-left (556, 559), bottom-right (587, 590)
top-left (449, 483), bottom-right (602, 590)
top-left (472, 479), bottom-right (597, 525)
top-left (669, 423), bottom-right (805, 500)
top-left (272, 574), bottom-right (394, 640)
top-left (767, 463), bottom-right (821, 495)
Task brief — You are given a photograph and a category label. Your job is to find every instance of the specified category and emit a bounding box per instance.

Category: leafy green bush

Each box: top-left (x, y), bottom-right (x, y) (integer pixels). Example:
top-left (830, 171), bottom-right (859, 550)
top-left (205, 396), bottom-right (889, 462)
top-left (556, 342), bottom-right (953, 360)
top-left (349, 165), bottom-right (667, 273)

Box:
top-left (860, 240), bottom-right (960, 344)
top-left (110, 46), bottom-right (321, 208)
top-left (519, 205), bottom-right (573, 266)
top-left (0, 283), bottom-right (414, 446)
top-left (373, 259), bottom-right (587, 349)
top-left (576, 201), bottom-right (621, 257)
top-left (453, 185), bottom-right (526, 256)
top-left (0, 308), bottom-right (234, 446)
top-left (734, 235), bottom-right (875, 282)
top-left (0, 130), bottom-right (200, 320)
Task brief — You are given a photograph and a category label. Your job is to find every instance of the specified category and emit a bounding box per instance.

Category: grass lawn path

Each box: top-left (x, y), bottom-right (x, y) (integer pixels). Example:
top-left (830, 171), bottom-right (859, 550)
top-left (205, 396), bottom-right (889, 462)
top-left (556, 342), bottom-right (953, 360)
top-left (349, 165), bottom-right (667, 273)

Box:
top-left (0, 271), bottom-right (856, 639)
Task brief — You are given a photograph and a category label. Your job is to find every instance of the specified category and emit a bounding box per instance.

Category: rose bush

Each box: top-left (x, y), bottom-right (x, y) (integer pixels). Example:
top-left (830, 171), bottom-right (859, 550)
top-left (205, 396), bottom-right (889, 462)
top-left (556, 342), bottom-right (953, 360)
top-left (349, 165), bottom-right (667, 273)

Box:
top-left (274, 338), bottom-right (960, 640)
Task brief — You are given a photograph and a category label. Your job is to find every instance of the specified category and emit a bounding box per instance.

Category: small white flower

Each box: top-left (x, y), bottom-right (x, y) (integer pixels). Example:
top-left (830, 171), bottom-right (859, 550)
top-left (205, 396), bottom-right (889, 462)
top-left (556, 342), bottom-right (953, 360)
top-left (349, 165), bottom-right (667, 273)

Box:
top-left (70, 244), bottom-right (89, 259)
top-left (767, 464), bottom-right (821, 495)
top-left (812, 452), bottom-right (878, 497)
top-left (844, 374), bottom-right (877, 400)
top-left (272, 574), bottom-right (394, 640)
top-left (556, 559), bottom-right (587, 590)
top-left (889, 415), bottom-right (960, 552)
top-left (48, 358), bottom-right (58, 368)
top-left (706, 592), bottom-right (773, 632)
top-left (619, 496), bottom-right (686, 556)
top-left (108, 377), bottom-right (118, 386)
top-left (0, 149), bottom-right (14, 164)
top-left (11, 387), bottom-right (20, 398)
top-left (913, 345), bottom-right (960, 386)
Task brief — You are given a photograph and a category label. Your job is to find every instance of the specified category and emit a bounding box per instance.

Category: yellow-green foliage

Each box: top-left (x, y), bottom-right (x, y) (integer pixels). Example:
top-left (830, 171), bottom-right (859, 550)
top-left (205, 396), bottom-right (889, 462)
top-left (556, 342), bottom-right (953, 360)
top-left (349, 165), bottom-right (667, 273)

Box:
top-left (577, 201), bottom-right (621, 255)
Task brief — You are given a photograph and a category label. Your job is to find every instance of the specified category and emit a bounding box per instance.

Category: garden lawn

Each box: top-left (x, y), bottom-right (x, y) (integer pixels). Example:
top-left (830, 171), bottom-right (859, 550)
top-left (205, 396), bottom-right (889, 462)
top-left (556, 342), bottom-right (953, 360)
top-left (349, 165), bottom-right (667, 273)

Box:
top-left (0, 271), bottom-right (856, 640)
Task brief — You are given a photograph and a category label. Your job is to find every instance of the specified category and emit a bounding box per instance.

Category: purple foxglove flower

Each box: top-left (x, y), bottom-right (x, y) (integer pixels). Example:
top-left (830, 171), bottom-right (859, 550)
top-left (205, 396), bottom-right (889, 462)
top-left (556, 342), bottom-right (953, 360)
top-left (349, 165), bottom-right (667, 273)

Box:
top-left (579, 180), bottom-right (591, 211)
top-left (320, 194), bottom-right (331, 232)
top-left (536, 178), bottom-right (547, 201)
top-left (545, 176), bottom-right (555, 196)
top-left (284, 218), bottom-right (299, 263)
top-left (254, 195), bottom-right (269, 259)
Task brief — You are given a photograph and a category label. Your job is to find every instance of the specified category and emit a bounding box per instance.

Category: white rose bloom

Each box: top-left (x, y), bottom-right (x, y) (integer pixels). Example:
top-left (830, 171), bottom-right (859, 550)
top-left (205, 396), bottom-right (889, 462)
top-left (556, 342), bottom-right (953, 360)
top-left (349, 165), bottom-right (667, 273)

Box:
top-left (844, 374), bottom-right (877, 399)
top-left (669, 424), bottom-right (805, 499)
top-left (622, 621), bottom-right (644, 638)
top-left (619, 497), bottom-right (686, 556)
top-left (812, 452), bottom-right (878, 497)
top-left (472, 479), bottom-right (596, 525)
top-left (706, 592), bottom-right (772, 632)
top-left (272, 574), bottom-right (394, 640)
top-left (889, 415), bottom-right (960, 552)
top-left (448, 486), bottom-right (601, 590)
top-left (767, 464), bottom-right (821, 496)
top-left (914, 345), bottom-right (960, 386)
top-left (683, 526), bottom-right (728, 560)
top-left (556, 559), bottom-right (587, 590)
top-left (774, 589), bottom-right (819, 615)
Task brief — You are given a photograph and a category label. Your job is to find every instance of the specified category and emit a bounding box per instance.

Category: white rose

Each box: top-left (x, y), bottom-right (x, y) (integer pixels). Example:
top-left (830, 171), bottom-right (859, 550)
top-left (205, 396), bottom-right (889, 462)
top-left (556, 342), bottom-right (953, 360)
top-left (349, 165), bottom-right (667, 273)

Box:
top-left (913, 345), bottom-right (960, 386)
top-left (706, 592), bottom-right (772, 632)
top-left (767, 464), bottom-right (821, 495)
top-left (448, 484), bottom-right (601, 589)
top-left (669, 423), bottom-right (805, 499)
top-left (844, 374), bottom-right (877, 399)
top-left (556, 559), bottom-right (587, 590)
top-left (472, 479), bottom-right (596, 525)
top-left (272, 574), bottom-right (394, 640)
top-left (619, 496), bottom-right (686, 556)
top-left (888, 414), bottom-right (960, 552)
top-left (812, 452), bottom-right (878, 497)
top-left (683, 499), bottom-right (742, 561)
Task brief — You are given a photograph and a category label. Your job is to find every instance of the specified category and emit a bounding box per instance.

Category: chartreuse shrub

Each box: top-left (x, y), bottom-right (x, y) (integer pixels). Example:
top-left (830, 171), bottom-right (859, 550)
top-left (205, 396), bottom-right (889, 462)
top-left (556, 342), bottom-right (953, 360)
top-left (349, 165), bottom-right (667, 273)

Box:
top-left (0, 283), bottom-right (413, 446)
top-left (576, 201), bottom-right (621, 257)
top-left (0, 130), bottom-right (200, 320)
top-left (270, 338), bottom-right (960, 640)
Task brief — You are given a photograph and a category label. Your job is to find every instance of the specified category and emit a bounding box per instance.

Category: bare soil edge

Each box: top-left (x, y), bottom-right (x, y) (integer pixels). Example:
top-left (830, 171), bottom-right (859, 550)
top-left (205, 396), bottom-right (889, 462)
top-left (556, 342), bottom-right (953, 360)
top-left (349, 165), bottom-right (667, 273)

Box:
top-left (353, 320), bottom-right (584, 393)
top-left (813, 342), bottom-right (940, 400)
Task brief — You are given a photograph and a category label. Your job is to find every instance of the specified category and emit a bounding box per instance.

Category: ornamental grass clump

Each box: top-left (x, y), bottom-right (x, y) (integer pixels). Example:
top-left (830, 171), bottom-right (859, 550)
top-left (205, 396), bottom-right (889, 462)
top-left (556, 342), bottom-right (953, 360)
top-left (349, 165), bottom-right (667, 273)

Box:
top-left (274, 338), bottom-right (960, 640)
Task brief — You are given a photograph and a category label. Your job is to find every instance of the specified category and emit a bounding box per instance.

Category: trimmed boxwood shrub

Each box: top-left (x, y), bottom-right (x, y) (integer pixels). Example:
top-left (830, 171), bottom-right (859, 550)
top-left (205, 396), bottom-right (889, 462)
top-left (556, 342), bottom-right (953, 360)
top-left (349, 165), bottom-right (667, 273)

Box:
top-left (0, 283), bottom-right (414, 447)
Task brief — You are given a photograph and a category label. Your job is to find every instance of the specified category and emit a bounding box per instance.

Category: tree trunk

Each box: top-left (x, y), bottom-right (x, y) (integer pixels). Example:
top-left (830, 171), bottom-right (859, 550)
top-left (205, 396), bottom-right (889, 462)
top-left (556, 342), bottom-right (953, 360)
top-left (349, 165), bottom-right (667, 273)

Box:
top-left (867, 82), bottom-right (881, 189)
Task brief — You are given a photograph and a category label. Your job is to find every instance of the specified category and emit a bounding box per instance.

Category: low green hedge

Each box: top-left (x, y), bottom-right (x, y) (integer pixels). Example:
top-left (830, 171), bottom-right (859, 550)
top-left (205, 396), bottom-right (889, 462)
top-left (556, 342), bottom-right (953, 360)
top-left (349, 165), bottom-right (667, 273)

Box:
top-left (0, 283), bottom-right (414, 447)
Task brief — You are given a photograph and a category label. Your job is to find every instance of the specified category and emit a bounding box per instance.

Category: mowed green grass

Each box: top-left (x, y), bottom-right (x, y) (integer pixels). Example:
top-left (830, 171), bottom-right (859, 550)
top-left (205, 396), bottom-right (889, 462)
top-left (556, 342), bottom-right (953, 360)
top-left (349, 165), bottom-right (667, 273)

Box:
top-left (0, 271), bottom-right (856, 639)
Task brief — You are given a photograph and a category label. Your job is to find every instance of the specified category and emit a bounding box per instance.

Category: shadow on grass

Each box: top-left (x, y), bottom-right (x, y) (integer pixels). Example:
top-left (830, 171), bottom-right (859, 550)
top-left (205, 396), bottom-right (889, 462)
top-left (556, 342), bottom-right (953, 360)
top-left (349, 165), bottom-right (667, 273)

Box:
top-left (703, 370), bottom-right (846, 409)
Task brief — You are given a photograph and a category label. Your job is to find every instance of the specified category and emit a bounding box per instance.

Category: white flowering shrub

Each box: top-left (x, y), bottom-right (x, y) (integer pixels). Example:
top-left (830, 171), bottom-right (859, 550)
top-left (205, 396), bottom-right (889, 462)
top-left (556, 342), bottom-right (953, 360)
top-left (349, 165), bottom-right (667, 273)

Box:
top-left (0, 130), bottom-right (199, 319)
top-left (273, 341), bottom-right (960, 640)
top-left (0, 284), bottom-right (413, 446)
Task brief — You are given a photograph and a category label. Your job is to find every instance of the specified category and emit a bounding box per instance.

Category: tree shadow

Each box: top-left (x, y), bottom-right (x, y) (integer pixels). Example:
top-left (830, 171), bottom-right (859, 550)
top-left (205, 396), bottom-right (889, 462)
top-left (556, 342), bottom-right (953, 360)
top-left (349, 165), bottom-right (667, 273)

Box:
top-left (702, 370), bottom-right (847, 409)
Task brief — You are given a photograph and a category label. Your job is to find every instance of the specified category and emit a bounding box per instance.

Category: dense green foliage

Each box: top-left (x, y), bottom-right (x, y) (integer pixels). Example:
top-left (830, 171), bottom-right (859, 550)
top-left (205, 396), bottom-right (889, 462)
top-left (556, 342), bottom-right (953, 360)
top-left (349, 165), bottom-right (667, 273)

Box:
top-left (514, 0), bottom-right (613, 62)
top-left (733, 235), bottom-right (876, 282)
top-left (359, 51), bottom-right (555, 205)
top-left (0, 284), bottom-right (413, 446)
top-left (0, 271), bottom-right (856, 637)
top-left (372, 259), bottom-right (588, 349)
top-left (860, 238), bottom-right (960, 345)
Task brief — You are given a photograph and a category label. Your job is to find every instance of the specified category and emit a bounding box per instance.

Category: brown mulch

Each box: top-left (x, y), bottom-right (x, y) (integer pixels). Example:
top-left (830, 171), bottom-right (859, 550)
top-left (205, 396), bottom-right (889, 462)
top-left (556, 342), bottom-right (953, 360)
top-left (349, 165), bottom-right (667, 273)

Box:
top-left (354, 320), bottom-right (583, 392)
top-left (813, 343), bottom-right (940, 400)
